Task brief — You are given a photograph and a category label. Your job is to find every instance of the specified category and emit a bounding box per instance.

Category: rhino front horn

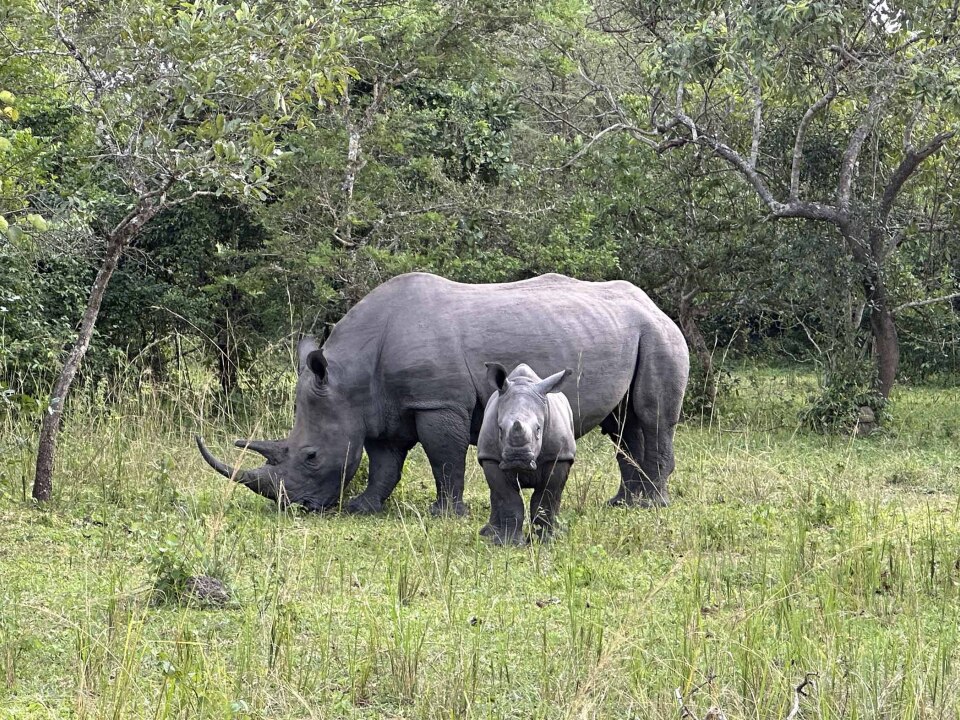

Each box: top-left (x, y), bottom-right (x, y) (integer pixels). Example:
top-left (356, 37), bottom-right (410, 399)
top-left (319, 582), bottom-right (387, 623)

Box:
top-left (196, 435), bottom-right (243, 481)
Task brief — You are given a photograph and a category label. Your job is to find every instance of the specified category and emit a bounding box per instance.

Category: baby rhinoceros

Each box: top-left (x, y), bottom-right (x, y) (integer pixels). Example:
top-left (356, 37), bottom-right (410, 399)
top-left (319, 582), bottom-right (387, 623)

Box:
top-left (477, 363), bottom-right (576, 545)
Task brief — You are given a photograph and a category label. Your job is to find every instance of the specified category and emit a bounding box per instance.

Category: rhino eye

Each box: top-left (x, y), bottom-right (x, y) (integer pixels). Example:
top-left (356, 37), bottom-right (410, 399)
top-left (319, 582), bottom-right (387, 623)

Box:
top-left (304, 450), bottom-right (317, 461)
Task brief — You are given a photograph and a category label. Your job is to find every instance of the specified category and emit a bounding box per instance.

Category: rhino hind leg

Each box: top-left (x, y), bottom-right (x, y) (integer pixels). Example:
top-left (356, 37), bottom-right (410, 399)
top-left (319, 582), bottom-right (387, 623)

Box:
top-left (415, 409), bottom-right (470, 517)
top-left (603, 411), bottom-right (670, 508)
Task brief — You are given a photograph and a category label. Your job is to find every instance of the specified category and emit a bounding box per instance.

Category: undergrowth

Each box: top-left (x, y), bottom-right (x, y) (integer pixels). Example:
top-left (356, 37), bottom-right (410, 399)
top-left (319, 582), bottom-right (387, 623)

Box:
top-left (0, 364), bottom-right (958, 718)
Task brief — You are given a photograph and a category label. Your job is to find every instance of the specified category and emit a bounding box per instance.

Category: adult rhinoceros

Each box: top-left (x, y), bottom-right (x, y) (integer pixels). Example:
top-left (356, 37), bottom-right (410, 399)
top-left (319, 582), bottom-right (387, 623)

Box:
top-left (197, 272), bottom-right (689, 514)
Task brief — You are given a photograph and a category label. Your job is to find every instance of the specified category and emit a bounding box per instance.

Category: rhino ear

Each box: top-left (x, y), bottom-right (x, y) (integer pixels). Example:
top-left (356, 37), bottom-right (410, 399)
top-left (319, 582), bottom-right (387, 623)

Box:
top-left (306, 349), bottom-right (328, 383)
top-left (534, 368), bottom-right (572, 397)
top-left (297, 335), bottom-right (320, 374)
top-left (485, 362), bottom-right (509, 393)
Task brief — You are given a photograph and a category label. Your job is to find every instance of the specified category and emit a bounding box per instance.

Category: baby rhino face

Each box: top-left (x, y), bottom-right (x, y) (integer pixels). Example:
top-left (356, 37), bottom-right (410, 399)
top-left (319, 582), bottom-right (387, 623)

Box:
top-left (497, 388), bottom-right (548, 471)
top-left (485, 363), bottom-right (572, 472)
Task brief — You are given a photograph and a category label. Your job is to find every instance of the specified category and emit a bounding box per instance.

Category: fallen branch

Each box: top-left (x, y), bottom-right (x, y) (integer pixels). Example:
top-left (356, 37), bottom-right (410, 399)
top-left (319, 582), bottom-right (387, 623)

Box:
top-left (675, 672), bottom-right (717, 720)
top-left (785, 673), bottom-right (817, 720)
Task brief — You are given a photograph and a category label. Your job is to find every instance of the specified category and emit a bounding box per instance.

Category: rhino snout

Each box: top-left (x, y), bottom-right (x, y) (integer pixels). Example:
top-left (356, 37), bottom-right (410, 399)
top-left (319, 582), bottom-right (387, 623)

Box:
top-left (500, 457), bottom-right (537, 471)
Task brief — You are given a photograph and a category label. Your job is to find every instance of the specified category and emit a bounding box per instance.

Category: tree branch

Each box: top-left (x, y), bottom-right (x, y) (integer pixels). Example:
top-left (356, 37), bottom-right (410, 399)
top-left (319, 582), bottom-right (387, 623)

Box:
top-left (44, 2), bottom-right (105, 99)
top-left (748, 72), bottom-right (762, 171)
top-left (673, 107), bottom-right (782, 212)
top-left (555, 123), bottom-right (639, 170)
top-left (838, 86), bottom-right (888, 211)
top-left (790, 78), bottom-right (837, 200)
top-left (893, 290), bottom-right (960, 314)
top-left (879, 129), bottom-right (956, 229)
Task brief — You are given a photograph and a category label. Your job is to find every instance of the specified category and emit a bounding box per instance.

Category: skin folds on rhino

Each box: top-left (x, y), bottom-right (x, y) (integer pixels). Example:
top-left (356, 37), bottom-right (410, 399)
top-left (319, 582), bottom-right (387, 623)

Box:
top-left (197, 272), bottom-right (689, 514)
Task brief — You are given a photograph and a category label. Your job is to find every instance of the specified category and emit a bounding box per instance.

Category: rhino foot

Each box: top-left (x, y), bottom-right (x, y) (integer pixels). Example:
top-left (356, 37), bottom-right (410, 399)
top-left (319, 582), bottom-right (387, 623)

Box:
top-left (479, 523), bottom-right (495, 537)
top-left (489, 531), bottom-right (527, 547)
top-left (430, 499), bottom-right (470, 517)
top-left (346, 494), bottom-right (385, 514)
top-left (607, 492), bottom-right (670, 509)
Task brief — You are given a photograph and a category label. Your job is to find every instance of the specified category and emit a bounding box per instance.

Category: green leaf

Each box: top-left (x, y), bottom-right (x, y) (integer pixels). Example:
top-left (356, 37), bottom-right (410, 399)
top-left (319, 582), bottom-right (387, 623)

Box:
top-left (26, 213), bottom-right (49, 232)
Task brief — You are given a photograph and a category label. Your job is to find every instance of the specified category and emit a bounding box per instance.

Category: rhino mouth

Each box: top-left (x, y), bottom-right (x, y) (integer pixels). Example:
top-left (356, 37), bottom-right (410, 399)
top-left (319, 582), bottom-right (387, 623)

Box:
top-left (499, 453), bottom-right (538, 472)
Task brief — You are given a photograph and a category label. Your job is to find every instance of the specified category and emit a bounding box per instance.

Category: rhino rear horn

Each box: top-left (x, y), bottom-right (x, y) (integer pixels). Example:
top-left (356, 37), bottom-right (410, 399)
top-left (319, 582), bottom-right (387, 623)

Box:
top-left (234, 439), bottom-right (285, 464)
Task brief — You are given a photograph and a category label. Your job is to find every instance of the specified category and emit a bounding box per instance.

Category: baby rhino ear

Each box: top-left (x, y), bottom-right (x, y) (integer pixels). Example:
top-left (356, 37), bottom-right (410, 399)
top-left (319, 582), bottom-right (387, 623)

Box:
top-left (534, 368), bottom-right (572, 396)
top-left (485, 362), bottom-right (509, 393)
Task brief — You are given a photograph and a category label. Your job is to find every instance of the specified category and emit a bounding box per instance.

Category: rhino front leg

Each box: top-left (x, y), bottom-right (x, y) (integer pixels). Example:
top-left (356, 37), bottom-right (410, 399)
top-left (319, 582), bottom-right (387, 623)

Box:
top-left (346, 440), bottom-right (412, 514)
top-left (530, 460), bottom-right (571, 541)
top-left (415, 409), bottom-right (470, 516)
top-left (481, 462), bottom-right (525, 545)
top-left (479, 502), bottom-right (501, 537)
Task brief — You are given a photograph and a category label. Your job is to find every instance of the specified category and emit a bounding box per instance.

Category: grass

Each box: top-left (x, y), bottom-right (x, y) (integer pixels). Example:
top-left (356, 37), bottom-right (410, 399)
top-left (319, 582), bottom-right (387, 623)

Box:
top-left (1, 363), bottom-right (959, 718)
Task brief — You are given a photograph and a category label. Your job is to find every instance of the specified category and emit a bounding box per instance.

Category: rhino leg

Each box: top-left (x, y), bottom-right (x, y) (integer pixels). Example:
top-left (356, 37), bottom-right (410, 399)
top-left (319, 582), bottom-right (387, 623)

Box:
top-left (604, 411), bottom-right (670, 508)
top-left (479, 502), bottom-right (499, 536)
top-left (481, 462), bottom-right (525, 546)
top-left (530, 460), bottom-right (571, 541)
top-left (346, 439), bottom-right (413, 514)
top-left (416, 409), bottom-right (470, 517)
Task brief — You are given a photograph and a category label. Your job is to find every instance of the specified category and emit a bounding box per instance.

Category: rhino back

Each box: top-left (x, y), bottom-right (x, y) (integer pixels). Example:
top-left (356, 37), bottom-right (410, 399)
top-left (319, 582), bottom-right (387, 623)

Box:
top-left (324, 272), bottom-right (684, 435)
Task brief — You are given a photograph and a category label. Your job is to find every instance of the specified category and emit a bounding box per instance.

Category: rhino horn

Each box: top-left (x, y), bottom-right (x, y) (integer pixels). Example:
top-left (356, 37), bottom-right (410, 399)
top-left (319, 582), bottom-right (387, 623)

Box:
top-left (196, 436), bottom-right (280, 500)
top-left (509, 420), bottom-right (525, 442)
top-left (234, 439), bottom-right (285, 464)
top-left (196, 435), bottom-right (241, 480)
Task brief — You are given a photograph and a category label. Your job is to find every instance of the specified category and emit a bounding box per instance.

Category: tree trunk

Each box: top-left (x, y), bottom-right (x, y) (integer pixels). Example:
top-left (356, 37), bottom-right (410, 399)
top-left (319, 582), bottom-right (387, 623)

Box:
top-left (216, 333), bottom-right (238, 395)
top-left (32, 194), bottom-right (164, 501)
top-left (678, 281), bottom-right (717, 407)
top-left (865, 270), bottom-right (899, 399)
top-left (32, 237), bottom-right (125, 500)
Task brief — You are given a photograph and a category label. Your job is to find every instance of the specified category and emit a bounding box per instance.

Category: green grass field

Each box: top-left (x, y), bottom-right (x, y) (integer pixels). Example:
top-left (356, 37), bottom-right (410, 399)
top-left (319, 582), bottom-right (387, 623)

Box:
top-left (1, 366), bottom-right (959, 719)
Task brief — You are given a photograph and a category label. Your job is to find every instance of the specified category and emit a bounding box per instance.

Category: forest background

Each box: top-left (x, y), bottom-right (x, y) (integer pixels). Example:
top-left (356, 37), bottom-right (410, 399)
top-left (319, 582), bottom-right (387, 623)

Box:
top-left (2, 0), bottom-right (959, 436)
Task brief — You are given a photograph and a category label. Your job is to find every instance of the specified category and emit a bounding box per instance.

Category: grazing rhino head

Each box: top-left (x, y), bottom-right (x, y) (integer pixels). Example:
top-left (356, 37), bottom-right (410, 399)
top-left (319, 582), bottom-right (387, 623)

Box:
top-left (196, 336), bottom-right (365, 510)
top-left (485, 363), bottom-right (571, 471)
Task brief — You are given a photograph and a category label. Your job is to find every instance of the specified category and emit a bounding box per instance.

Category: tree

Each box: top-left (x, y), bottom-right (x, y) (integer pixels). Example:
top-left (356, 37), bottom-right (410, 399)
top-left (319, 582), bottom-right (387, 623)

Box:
top-left (546, 0), bottom-right (960, 399)
top-left (256, 0), bottom-right (622, 317)
top-left (5, 0), bottom-right (353, 501)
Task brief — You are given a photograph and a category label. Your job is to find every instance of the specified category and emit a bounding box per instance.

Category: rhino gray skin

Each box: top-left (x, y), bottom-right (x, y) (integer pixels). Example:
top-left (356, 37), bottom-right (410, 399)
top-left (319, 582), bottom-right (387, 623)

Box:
top-left (197, 272), bottom-right (689, 514)
top-left (477, 363), bottom-right (575, 544)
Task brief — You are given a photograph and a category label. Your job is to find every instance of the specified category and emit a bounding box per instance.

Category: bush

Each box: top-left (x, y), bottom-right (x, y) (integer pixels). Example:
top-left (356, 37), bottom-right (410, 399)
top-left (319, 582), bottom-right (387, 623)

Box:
top-left (799, 360), bottom-right (886, 434)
